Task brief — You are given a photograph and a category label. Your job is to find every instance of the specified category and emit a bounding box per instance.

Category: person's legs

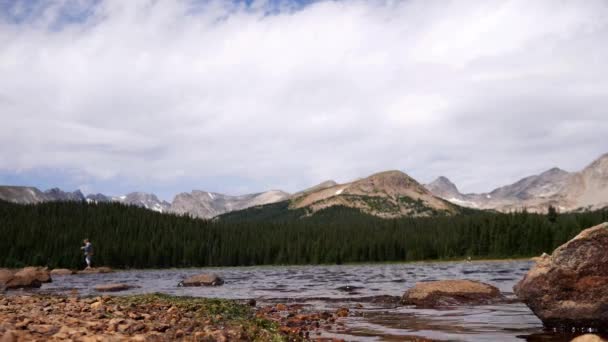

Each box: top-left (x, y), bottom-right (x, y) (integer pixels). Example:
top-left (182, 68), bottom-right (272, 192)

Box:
top-left (85, 255), bottom-right (92, 268)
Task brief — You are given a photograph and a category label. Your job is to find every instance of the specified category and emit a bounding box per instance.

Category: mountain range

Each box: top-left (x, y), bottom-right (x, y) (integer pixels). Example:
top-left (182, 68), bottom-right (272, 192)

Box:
top-left (1, 152), bottom-right (607, 218)
top-left (424, 153), bottom-right (608, 213)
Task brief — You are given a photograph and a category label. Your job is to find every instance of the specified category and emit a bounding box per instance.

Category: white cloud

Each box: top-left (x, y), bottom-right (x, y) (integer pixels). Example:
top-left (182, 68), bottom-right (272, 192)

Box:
top-left (0, 0), bottom-right (607, 196)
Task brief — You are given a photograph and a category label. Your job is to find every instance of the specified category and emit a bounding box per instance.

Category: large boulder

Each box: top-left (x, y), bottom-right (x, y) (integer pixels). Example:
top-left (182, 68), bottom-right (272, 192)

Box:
top-left (14, 267), bottom-right (51, 283)
top-left (179, 273), bottom-right (224, 287)
top-left (0, 267), bottom-right (52, 290)
top-left (401, 280), bottom-right (504, 307)
top-left (514, 222), bottom-right (608, 331)
top-left (0, 269), bottom-right (13, 290)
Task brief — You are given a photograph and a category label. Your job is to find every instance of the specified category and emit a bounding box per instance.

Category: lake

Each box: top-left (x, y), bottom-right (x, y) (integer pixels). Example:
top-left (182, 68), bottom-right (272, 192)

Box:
top-left (28, 260), bottom-right (599, 341)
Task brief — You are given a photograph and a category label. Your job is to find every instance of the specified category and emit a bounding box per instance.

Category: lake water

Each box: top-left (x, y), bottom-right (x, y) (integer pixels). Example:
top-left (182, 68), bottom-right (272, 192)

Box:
top-left (28, 260), bottom-right (603, 341)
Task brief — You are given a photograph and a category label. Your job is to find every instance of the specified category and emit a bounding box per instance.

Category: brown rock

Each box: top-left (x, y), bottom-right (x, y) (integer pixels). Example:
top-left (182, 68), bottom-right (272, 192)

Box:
top-left (401, 280), bottom-right (504, 307)
top-left (78, 267), bottom-right (113, 274)
top-left (514, 222), bottom-right (608, 332)
top-left (90, 301), bottom-right (103, 310)
top-left (571, 335), bottom-right (608, 342)
top-left (336, 308), bottom-right (349, 317)
top-left (50, 268), bottom-right (74, 276)
top-left (0, 269), bottom-right (13, 284)
top-left (28, 324), bottom-right (57, 335)
top-left (14, 267), bottom-right (51, 283)
top-left (1, 267), bottom-right (52, 290)
top-left (179, 273), bottom-right (224, 287)
top-left (276, 303), bottom-right (288, 311)
top-left (0, 331), bottom-right (17, 342)
top-left (94, 283), bottom-right (136, 292)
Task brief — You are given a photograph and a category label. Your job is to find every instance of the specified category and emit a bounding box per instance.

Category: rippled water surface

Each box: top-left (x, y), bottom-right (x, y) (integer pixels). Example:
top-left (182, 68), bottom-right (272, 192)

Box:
top-left (30, 260), bottom-right (602, 341)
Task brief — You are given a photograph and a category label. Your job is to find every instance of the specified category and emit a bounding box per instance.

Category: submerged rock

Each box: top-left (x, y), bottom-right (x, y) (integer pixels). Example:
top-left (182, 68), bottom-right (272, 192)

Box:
top-left (179, 273), bottom-right (224, 287)
top-left (514, 222), bottom-right (608, 332)
top-left (401, 280), bottom-right (504, 307)
top-left (94, 283), bottom-right (136, 292)
top-left (77, 267), bottom-right (113, 274)
top-left (50, 268), bottom-right (74, 276)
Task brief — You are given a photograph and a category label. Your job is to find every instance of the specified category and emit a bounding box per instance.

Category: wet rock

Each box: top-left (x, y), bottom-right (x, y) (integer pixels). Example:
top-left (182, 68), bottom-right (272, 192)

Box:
top-left (94, 283), bottom-right (136, 292)
top-left (336, 285), bottom-right (362, 293)
top-left (0, 267), bottom-right (52, 290)
top-left (514, 222), bottom-right (608, 332)
top-left (571, 335), bottom-right (608, 342)
top-left (179, 273), bottom-right (224, 287)
top-left (78, 267), bottom-right (113, 274)
top-left (401, 280), bottom-right (504, 307)
top-left (50, 268), bottom-right (74, 276)
top-left (14, 267), bottom-right (52, 283)
top-left (336, 308), bottom-right (349, 317)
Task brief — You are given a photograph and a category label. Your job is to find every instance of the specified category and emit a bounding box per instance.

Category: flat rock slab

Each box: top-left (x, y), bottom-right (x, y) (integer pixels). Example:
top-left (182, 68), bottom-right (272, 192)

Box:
top-left (94, 283), bottom-right (137, 292)
top-left (180, 273), bottom-right (224, 287)
top-left (401, 279), bottom-right (504, 307)
top-left (50, 269), bottom-right (75, 276)
top-left (77, 267), bottom-right (113, 274)
top-left (514, 222), bottom-right (608, 332)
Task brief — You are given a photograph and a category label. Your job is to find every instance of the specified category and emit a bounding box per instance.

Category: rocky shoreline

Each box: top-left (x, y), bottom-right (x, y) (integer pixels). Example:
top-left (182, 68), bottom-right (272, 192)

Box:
top-left (0, 293), bottom-right (354, 341)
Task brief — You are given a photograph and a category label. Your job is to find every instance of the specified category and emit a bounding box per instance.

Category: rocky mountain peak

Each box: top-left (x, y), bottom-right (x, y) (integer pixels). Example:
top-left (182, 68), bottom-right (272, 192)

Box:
top-left (44, 188), bottom-right (85, 201)
top-left (292, 170), bottom-right (458, 218)
top-left (425, 176), bottom-right (461, 199)
top-left (583, 153), bottom-right (608, 176)
top-left (541, 167), bottom-right (569, 176)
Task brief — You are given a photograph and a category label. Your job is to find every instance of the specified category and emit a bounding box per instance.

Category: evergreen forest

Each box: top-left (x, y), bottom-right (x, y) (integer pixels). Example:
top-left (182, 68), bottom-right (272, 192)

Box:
top-left (1, 200), bottom-right (606, 269)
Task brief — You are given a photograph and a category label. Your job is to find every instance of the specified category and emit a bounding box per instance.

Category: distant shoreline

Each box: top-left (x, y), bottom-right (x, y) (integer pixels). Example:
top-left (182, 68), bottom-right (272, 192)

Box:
top-left (26, 257), bottom-right (533, 272)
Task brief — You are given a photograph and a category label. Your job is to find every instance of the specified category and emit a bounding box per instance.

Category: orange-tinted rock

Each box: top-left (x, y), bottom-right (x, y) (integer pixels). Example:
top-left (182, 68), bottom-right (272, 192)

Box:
top-left (78, 267), bottom-right (113, 274)
top-left (336, 308), bottom-right (349, 317)
top-left (179, 273), bottom-right (224, 287)
top-left (571, 335), bottom-right (608, 342)
top-left (1, 267), bottom-right (51, 290)
top-left (14, 267), bottom-right (51, 283)
top-left (401, 280), bottom-right (504, 307)
top-left (50, 269), bottom-right (74, 276)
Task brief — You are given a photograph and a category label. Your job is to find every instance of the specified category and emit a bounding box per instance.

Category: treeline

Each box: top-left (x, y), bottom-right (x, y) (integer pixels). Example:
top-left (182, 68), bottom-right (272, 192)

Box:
top-left (0, 200), bottom-right (606, 269)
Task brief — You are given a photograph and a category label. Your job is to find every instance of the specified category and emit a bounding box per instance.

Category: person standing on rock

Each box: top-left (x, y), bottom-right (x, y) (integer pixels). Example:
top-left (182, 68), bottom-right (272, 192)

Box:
top-left (80, 239), bottom-right (93, 269)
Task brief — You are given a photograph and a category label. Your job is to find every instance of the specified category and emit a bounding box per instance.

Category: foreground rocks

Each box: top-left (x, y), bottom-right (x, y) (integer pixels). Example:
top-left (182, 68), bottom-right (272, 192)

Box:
top-left (0, 294), bottom-right (347, 341)
top-left (514, 222), bottom-right (608, 332)
top-left (0, 267), bottom-right (51, 290)
top-left (179, 273), bottom-right (224, 287)
top-left (401, 280), bottom-right (504, 307)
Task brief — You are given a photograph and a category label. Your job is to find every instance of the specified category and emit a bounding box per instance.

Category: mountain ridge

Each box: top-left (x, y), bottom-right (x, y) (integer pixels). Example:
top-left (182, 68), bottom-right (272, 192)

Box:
top-left (424, 153), bottom-right (608, 212)
top-left (2, 152), bottom-right (607, 217)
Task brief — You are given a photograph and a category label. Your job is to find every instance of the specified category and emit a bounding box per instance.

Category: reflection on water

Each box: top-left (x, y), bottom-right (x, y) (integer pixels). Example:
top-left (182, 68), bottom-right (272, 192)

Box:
top-left (22, 260), bottom-right (606, 341)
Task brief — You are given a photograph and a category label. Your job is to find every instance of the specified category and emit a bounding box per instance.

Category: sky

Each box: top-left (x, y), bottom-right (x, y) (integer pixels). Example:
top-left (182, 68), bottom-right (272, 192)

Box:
top-left (1, 0), bottom-right (607, 200)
